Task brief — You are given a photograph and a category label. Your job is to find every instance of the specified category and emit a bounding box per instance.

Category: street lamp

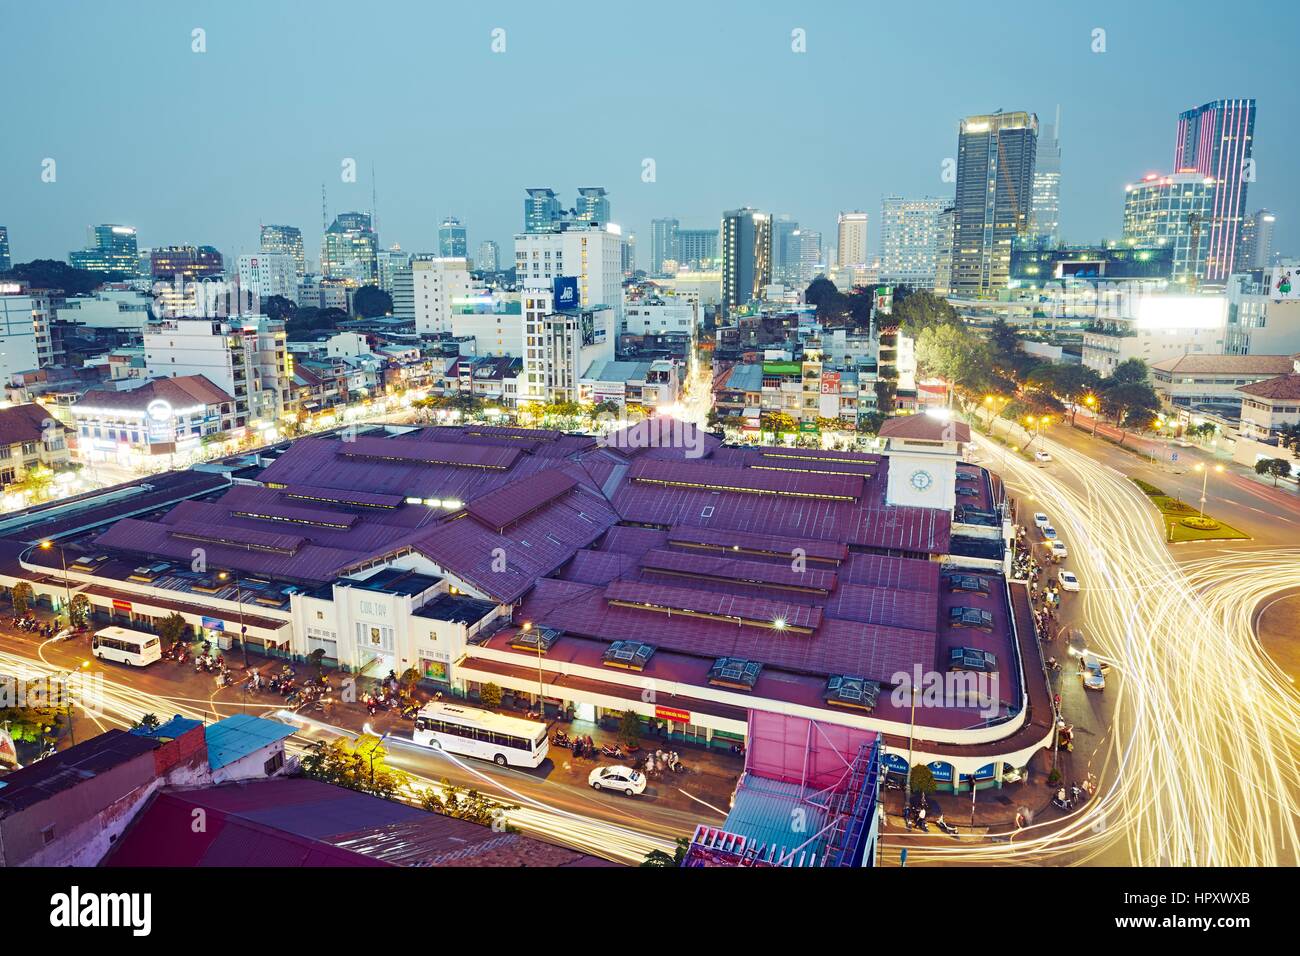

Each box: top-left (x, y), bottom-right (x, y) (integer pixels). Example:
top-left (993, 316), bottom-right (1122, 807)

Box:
top-left (1193, 463), bottom-right (1225, 519)
top-left (39, 540), bottom-right (72, 628)
top-left (217, 571), bottom-right (249, 669)
top-left (523, 621), bottom-right (545, 719)
top-left (1084, 395), bottom-right (1099, 437)
top-left (903, 683), bottom-right (919, 814)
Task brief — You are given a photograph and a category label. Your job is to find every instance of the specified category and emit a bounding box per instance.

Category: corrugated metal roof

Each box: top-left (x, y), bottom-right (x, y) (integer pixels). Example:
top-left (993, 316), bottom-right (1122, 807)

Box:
top-left (205, 713), bottom-right (295, 770)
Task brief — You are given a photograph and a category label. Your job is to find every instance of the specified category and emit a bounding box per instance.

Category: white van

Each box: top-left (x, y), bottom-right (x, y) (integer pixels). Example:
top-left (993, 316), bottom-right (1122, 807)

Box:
top-left (91, 626), bottom-right (162, 667)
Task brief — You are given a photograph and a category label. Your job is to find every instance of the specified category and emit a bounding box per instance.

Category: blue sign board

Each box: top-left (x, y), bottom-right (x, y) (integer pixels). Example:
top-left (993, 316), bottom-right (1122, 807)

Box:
top-left (553, 276), bottom-right (579, 310)
top-left (201, 616), bottom-right (225, 632)
top-left (927, 761), bottom-right (953, 783)
top-left (881, 752), bottom-right (909, 775)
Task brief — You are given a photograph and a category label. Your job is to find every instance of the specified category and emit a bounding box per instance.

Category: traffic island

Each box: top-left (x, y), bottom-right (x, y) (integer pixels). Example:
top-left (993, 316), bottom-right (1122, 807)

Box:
top-left (1129, 478), bottom-right (1250, 543)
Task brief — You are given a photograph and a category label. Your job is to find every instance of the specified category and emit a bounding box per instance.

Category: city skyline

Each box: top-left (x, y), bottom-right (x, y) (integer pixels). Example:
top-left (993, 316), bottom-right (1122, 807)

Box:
top-left (3, 1), bottom-right (1297, 272)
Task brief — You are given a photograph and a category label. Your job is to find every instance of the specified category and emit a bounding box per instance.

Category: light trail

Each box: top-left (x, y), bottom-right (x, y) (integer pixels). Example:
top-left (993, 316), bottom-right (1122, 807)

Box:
top-left (898, 431), bottom-right (1300, 866)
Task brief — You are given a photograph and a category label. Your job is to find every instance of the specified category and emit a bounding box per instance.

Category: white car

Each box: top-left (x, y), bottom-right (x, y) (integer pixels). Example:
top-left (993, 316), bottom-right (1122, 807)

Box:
top-left (1033, 512), bottom-right (1050, 530)
top-left (589, 765), bottom-right (646, 796)
top-left (1034, 450), bottom-right (1053, 463)
top-left (1058, 571), bottom-right (1080, 592)
top-left (1049, 540), bottom-right (1068, 559)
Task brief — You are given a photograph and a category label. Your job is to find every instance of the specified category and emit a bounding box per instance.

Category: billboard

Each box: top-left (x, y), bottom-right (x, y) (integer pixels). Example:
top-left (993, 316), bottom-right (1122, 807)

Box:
top-left (1271, 266), bottom-right (1299, 300)
top-left (1131, 294), bottom-right (1227, 331)
top-left (553, 276), bottom-right (580, 310)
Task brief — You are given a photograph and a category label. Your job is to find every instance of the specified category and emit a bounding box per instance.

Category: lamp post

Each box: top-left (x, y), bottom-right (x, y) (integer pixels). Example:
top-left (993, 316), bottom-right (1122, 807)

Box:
top-left (1084, 395), bottom-right (1098, 437)
top-left (524, 621), bottom-right (545, 718)
top-left (39, 540), bottom-right (72, 627)
top-left (1193, 462), bottom-right (1225, 519)
top-left (903, 684), bottom-right (918, 814)
top-left (217, 571), bottom-right (249, 669)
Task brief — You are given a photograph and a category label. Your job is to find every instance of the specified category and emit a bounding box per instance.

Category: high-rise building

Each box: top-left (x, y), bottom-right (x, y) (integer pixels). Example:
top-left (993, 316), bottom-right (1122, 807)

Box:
top-left (515, 222), bottom-right (625, 330)
top-left (836, 212), bottom-right (869, 269)
top-left (794, 229), bottom-right (822, 284)
top-left (150, 245), bottom-right (224, 280)
top-left (237, 253), bottom-right (299, 309)
top-left (0, 291), bottom-right (48, 380)
top-left (651, 218), bottom-right (680, 274)
top-left (519, 287), bottom-right (614, 404)
top-left (411, 257), bottom-right (472, 335)
top-left (720, 208), bottom-right (772, 315)
top-left (950, 111), bottom-right (1038, 297)
top-left (879, 197), bottom-right (946, 288)
top-left (524, 188), bottom-right (563, 233)
top-left (622, 232), bottom-right (637, 275)
top-left (376, 246), bottom-right (411, 293)
top-left (477, 240), bottom-right (500, 273)
top-left (439, 217), bottom-right (468, 258)
top-left (933, 206), bottom-right (957, 295)
top-left (70, 224), bottom-right (139, 276)
top-left (575, 187), bottom-right (610, 224)
top-left (677, 229), bottom-right (719, 270)
top-left (1174, 99), bottom-right (1256, 282)
top-left (260, 224), bottom-right (306, 275)
top-left (321, 212), bottom-right (378, 282)
top-left (0, 225), bottom-right (10, 273)
top-left (1122, 172), bottom-right (1216, 285)
top-left (773, 216), bottom-right (801, 284)
top-left (1030, 109), bottom-right (1062, 247)
top-left (1237, 209), bottom-right (1276, 271)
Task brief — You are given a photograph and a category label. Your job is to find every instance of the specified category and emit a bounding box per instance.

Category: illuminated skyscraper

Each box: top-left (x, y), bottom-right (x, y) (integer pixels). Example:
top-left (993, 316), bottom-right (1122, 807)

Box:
top-left (1174, 99), bottom-right (1255, 282)
top-left (836, 212), bottom-right (869, 269)
top-left (651, 218), bottom-right (680, 274)
top-left (1122, 172), bottom-right (1215, 285)
top-left (1030, 108), bottom-right (1062, 247)
top-left (720, 208), bottom-right (771, 315)
top-left (439, 217), bottom-right (468, 258)
top-left (70, 224), bottom-right (139, 275)
top-left (879, 197), bottom-right (945, 287)
top-left (477, 239), bottom-right (500, 273)
top-left (524, 188), bottom-right (562, 233)
top-left (260, 224), bottom-right (306, 275)
top-left (321, 212), bottom-right (378, 282)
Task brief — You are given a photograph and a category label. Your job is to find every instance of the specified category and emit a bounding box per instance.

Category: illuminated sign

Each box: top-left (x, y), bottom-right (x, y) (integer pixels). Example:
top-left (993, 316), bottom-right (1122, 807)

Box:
top-left (1271, 266), bottom-right (1299, 301)
top-left (1131, 295), bottom-right (1227, 331)
top-left (655, 706), bottom-right (691, 723)
top-left (553, 276), bottom-right (579, 310)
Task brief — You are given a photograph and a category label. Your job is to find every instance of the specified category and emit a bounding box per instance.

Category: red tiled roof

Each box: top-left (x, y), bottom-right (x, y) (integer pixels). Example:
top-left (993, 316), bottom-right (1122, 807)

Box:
top-left (467, 469), bottom-right (577, 533)
top-left (878, 414), bottom-right (971, 443)
top-left (75, 375), bottom-right (233, 412)
top-left (1237, 373), bottom-right (1300, 401)
top-left (603, 579), bottom-right (823, 631)
top-left (0, 403), bottom-right (66, 446)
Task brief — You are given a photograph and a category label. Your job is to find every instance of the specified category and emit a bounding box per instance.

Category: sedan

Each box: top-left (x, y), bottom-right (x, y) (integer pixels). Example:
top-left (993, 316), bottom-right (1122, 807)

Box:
top-left (1042, 525), bottom-right (1058, 540)
top-left (589, 765), bottom-right (647, 796)
top-left (1079, 655), bottom-right (1107, 691)
top-left (1058, 571), bottom-right (1080, 592)
top-left (1049, 540), bottom-right (1068, 559)
top-left (1033, 512), bottom-right (1050, 530)
top-left (1034, 450), bottom-right (1053, 463)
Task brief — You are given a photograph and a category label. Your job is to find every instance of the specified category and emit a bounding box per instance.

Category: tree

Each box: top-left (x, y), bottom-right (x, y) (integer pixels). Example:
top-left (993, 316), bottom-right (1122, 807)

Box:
top-left (618, 709), bottom-right (642, 748)
top-left (132, 713), bottom-right (161, 732)
top-left (11, 582), bottom-right (34, 616)
top-left (478, 682), bottom-right (502, 708)
top-left (1256, 458), bottom-right (1293, 487)
top-left (1106, 357), bottom-right (1150, 388)
top-left (1277, 423), bottom-right (1300, 456)
top-left (640, 837), bottom-right (691, 867)
top-left (261, 295), bottom-right (297, 323)
top-left (909, 764), bottom-right (938, 796)
top-left (301, 734), bottom-right (410, 798)
top-left (893, 290), bottom-right (960, 334)
top-left (858, 411), bottom-right (887, 435)
top-left (1099, 381), bottom-right (1160, 444)
top-left (419, 778), bottom-right (519, 830)
top-left (157, 611), bottom-right (190, 645)
top-left (352, 284), bottom-right (392, 318)
top-left (761, 411), bottom-right (797, 436)
top-left (69, 593), bottom-right (90, 628)
top-left (0, 259), bottom-right (128, 296)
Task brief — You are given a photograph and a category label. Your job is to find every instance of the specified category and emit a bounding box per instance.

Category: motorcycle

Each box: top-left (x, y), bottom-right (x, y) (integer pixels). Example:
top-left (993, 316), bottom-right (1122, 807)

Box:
top-left (551, 731), bottom-right (571, 749)
top-left (936, 818), bottom-right (959, 836)
top-left (599, 744), bottom-right (625, 760)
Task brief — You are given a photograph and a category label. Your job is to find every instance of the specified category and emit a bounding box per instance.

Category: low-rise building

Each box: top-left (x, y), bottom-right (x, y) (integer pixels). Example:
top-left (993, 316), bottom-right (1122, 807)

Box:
top-left (1151, 353), bottom-right (1297, 415)
top-left (0, 402), bottom-right (71, 486)
top-left (70, 374), bottom-right (237, 465)
top-left (1236, 357), bottom-right (1300, 442)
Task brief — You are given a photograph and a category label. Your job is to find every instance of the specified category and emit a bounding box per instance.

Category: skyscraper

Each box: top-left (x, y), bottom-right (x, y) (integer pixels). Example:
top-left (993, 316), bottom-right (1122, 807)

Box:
top-left (622, 232), bottom-right (637, 275)
top-left (721, 208), bottom-right (772, 315)
top-left (321, 212), bottom-right (378, 282)
top-left (773, 216), bottom-right (801, 283)
top-left (950, 111), bottom-right (1038, 297)
top-left (836, 212), bottom-right (869, 269)
top-left (439, 217), bottom-right (468, 258)
top-left (524, 188), bottom-right (563, 233)
top-left (376, 245), bottom-right (411, 293)
top-left (477, 239), bottom-right (500, 273)
top-left (651, 218), bottom-right (680, 274)
top-left (260, 224), bottom-right (306, 275)
top-left (150, 245), bottom-right (224, 280)
top-left (575, 187), bottom-right (610, 224)
top-left (70, 224), bottom-right (140, 275)
top-left (879, 197), bottom-right (945, 288)
top-left (1174, 99), bottom-right (1255, 282)
top-left (1236, 209), bottom-right (1276, 270)
top-left (1122, 172), bottom-right (1215, 285)
top-left (794, 229), bottom-right (822, 283)
top-left (0, 225), bottom-right (10, 273)
top-left (677, 229), bottom-right (719, 270)
top-left (1030, 108), bottom-right (1062, 247)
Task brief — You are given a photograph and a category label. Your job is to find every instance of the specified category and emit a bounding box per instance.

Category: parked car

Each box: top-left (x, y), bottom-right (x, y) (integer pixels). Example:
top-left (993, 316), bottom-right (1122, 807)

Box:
top-left (1034, 450), bottom-right (1053, 463)
top-left (589, 765), bottom-right (646, 796)
top-left (1049, 540), bottom-right (1068, 559)
top-left (1058, 571), bottom-right (1080, 592)
top-left (1033, 512), bottom-right (1050, 530)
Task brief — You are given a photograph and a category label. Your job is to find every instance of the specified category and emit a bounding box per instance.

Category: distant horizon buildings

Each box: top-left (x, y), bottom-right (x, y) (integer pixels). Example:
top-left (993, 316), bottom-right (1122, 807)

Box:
top-left (1030, 108), bottom-right (1062, 247)
top-left (1237, 209), bottom-right (1276, 270)
top-left (1174, 98), bottom-right (1256, 282)
top-left (477, 239), bottom-right (500, 273)
top-left (720, 207), bottom-right (772, 315)
top-left (149, 245), bottom-right (224, 281)
top-left (677, 228), bottom-right (719, 271)
top-left (260, 224), bottom-right (306, 275)
top-left (879, 197), bottom-right (945, 288)
top-left (321, 212), bottom-right (378, 283)
top-left (950, 110), bottom-right (1038, 297)
top-left (0, 225), bottom-right (10, 273)
top-left (650, 218), bottom-right (679, 275)
top-left (70, 224), bottom-right (139, 276)
top-left (774, 215), bottom-right (801, 284)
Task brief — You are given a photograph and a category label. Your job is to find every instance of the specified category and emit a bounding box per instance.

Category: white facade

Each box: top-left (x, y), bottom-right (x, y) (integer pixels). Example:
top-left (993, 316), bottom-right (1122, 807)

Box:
top-left (55, 289), bottom-right (153, 331)
top-left (0, 293), bottom-right (46, 380)
top-left (1225, 267), bottom-right (1300, 355)
top-left (520, 288), bottom-right (613, 403)
top-left (412, 257), bottom-right (472, 336)
top-left (879, 197), bottom-right (945, 287)
top-left (515, 224), bottom-right (624, 330)
top-left (449, 295), bottom-right (524, 358)
top-left (622, 289), bottom-right (698, 337)
top-left (237, 253), bottom-right (299, 308)
top-left (836, 212), bottom-right (868, 269)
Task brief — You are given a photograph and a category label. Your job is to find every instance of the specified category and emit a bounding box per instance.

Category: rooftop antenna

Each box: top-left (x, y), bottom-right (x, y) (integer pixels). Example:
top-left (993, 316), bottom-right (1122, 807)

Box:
top-left (1055, 103), bottom-right (1062, 141)
top-left (371, 162), bottom-right (378, 235)
top-left (321, 183), bottom-right (328, 231)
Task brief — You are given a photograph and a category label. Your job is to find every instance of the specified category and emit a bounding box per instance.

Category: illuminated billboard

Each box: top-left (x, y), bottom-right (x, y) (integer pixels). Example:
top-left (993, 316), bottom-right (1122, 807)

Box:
top-left (1270, 266), bottom-right (1299, 301)
top-left (1131, 294), bottom-right (1227, 331)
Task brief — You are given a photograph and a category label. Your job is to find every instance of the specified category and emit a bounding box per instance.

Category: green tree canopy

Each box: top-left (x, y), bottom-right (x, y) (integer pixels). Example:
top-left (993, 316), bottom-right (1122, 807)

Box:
top-left (352, 284), bottom-right (392, 318)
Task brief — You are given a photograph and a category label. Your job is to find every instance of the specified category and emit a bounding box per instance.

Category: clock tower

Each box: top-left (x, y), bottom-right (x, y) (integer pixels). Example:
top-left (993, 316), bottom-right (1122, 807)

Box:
top-left (878, 414), bottom-right (971, 511)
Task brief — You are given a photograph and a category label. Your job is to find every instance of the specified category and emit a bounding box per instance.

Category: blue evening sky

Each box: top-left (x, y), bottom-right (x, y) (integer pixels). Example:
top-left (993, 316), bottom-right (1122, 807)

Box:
top-left (2, 0), bottom-right (1296, 266)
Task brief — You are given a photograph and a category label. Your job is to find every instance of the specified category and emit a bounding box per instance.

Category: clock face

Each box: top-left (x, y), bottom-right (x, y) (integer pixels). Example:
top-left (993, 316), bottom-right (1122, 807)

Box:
top-left (910, 469), bottom-right (934, 491)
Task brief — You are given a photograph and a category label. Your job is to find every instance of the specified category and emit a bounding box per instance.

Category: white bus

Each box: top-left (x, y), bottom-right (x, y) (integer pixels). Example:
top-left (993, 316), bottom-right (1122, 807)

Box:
top-left (91, 626), bottom-right (162, 668)
top-left (413, 701), bottom-right (549, 768)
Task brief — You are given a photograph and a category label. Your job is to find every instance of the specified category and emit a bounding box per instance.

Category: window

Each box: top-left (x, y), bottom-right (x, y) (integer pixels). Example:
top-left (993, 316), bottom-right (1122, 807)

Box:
top-left (264, 750), bottom-right (285, 775)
